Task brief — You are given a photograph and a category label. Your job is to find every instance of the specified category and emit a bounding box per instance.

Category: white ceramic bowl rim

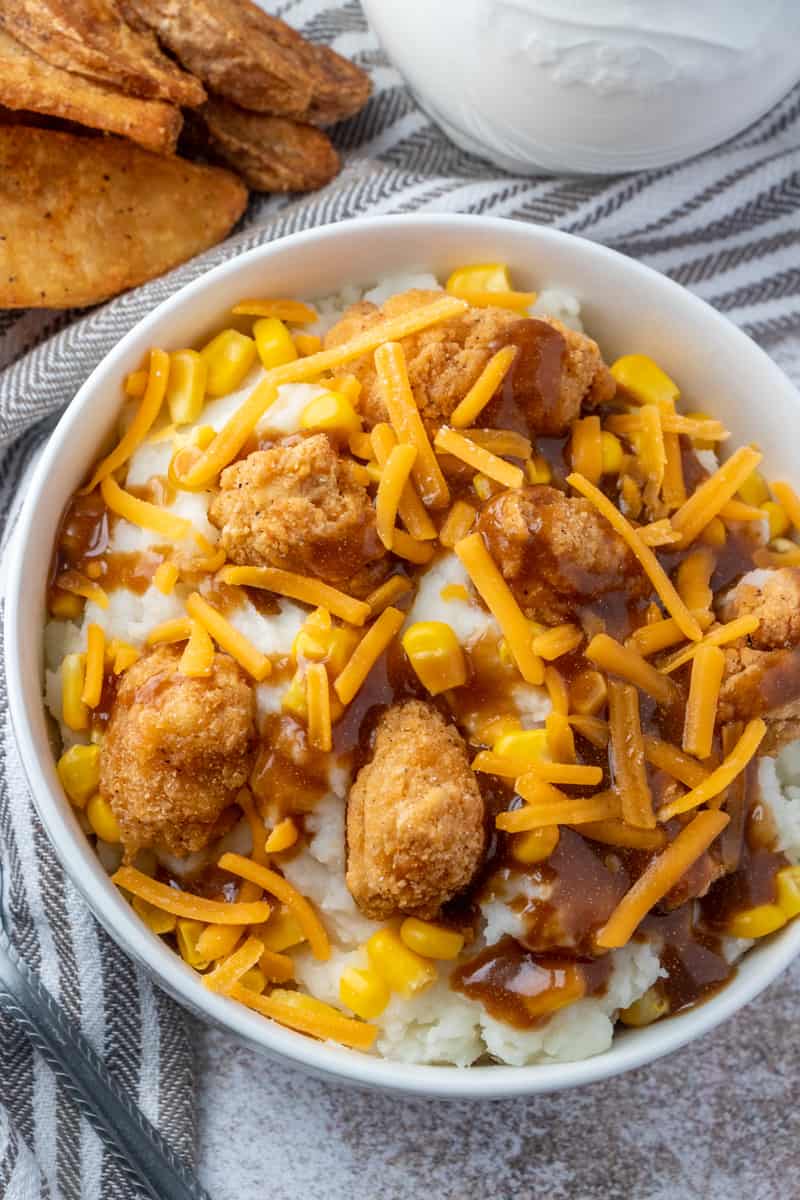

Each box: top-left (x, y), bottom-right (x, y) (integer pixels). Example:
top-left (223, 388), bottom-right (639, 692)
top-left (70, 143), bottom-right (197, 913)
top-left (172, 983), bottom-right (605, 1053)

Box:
top-left (6, 214), bottom-right (800, 1098)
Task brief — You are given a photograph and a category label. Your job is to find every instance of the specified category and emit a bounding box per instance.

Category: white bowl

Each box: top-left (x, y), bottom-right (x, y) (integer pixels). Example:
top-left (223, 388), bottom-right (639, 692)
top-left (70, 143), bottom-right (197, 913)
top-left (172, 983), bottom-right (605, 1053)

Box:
top-left (6, 214), bottom-right (800, 1098)
top-left (362, 0), bottom-right (800, 174)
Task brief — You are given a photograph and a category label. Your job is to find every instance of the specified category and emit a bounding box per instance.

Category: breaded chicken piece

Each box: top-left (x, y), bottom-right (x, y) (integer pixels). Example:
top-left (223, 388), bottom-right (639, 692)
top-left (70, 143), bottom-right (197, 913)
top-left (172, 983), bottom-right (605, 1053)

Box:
top-left (723, 568), bottom-right (800, 650)
top-left (719, 644), bottom-right (800, 753)
top-left (346, 701), bottom-right (485, 920)
top-left (100, 645), bottom-right (255, 858)
top-left (477, 484), bottom-right (647, 624)
top-left (208, 434), bottom-right (384, 587)
top-left (323, 290), bottom-right (615, 437)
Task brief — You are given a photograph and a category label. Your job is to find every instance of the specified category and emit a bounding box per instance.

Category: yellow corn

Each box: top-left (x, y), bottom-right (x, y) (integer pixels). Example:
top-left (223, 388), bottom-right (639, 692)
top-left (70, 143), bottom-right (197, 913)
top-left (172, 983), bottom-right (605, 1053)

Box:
top-left (260, 906), bottom-right (306, 953)
top-left (265, 817), bottom-right (299, 854)
top-left (493, 729), bottom-right (549, 772)
top-left (56, 744), bottom-right (101, 807)
top-left (400, 918), bottom-right (464, 961)
top-left (511, 826), bottom-right (560, 864)
top-left (619, 986), bottom-right (669, 1027)
top-left (61, 653), bottom-right (89, 732)
top-left (292, 622), bottom-right (359, 676)
top-left (700, 516), bottom-right (727, 548)
top-left (761, 501), bottom-right (789, 539)
top-left (125, 368), bottom-right (148, 398)
top-left (151, 562), bottom-right (178, 596)
top-left (447, 263), bottom-right (511, 293)
top-left (300, 391), bottom-right (361, 436)
top-left (366, 928), bottom-right (437, 997)
top-left (328, 374), bottom-right (362, 405)
top-left (166, 349), bottom-right (207, 425)
top-left (293, 332), bottom-right (322, 357)
top-left (737, 469), bottom-right (770, 507)
top-left (132, 895), bottom-right (176, 935)
top-left (281, 668), bottom-right (309, 721)
top-left (610, 354), bottom-right (679, 410)
top-left (253, 317), bottom-right (297, 371)
top-left (86, 794), bottom-right (121, 843)
top-left (726, 904), bottom-right (787, 939)
top-left (339, 966), bottom-right (390, 1020)
top-left (200, 329), bottom-right (257, 396)
top-left (176, 919), bottom-right (210, 970)
top-left (600, 431), bottom-right (624, 475)
top-left (401, 621), bottom-right (467, 695)
top-left (776, 865), bottom-right (800, 918)
top-left (526, 455), bottom-right (552, 485)
top-left (49, 590), bottom-right (85, 619)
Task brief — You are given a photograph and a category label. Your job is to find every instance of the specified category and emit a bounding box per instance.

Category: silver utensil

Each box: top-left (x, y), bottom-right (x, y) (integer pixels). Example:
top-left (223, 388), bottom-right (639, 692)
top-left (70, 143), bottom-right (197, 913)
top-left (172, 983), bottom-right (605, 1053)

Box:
top-left (0, 860), bottom-right (212, 1200)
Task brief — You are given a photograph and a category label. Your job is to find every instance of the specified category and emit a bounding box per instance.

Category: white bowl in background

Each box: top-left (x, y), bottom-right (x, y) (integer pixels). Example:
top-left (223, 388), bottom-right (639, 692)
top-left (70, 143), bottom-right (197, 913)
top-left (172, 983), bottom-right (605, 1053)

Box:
top-left (362, 0), bottom-right (800, 175)
top-left (6, 214), bottom-right (800, 1097)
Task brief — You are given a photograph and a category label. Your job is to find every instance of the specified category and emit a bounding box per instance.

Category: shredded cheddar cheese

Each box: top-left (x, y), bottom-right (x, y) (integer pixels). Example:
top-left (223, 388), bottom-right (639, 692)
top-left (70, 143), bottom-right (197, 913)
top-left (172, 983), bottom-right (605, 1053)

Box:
top-left (571, 416), bottom-right (603, 485)
top-left (498, 784), bottom-right (620, 832)
top-left (81, 623), bottom-right (105, 708)
top-left (229, 984), bottom-right (376, 1051)
top-left (100, 475), bottom-right (195, 543)
top-left (579, 820), bottom-right (666, 852)
top-left (55, 570), bottom-right (109, 611)
top-left (682, 643), bottom-right (725, 759)
top-left (676, 547), bottom-right (715, 614)
top-left (658, 614), bottom-right (760, 675)
top-left (231, 298), bottom-right (318, 323)
top-left (369, 424), bottom-right (437, 541)
top-left (669, 446), bottom-right (763, 548)
top-left (608, 680), bottom-right (655, 829)
top-left (434, 426), bottom-right (524, 489)
top-left (438, 500), bottom-right (477, 548)
top-left (662, 432), bottom-right (686, 509)
top-left (657, 719), bottom-right (767, 819)
top-left (218, 852), bottom-right (330, 961)
top-left (83, 347), bottom-right (169, 493)
top-left (585, 633), bottom-right (677, 707)
top-left (642, 736), bottom-right (709, 789)
top-left (374, 341), bottom-right (451, 509)
top-left (203, 936), bottom-right (265, 994)
top-left (461, 429), bottom-right (532, 459)
top-left (179, 619), bottom-right (215, 677)
top-left (365, 575), bottom-right (413, 615)
top-left (217, 565), bottom-right (370, 627)
top-left (375, 443), bottom-right (418, 550)
top-left (112, 866), bottom-right (271, 925)
top-left (532, 624), bottom-right (584, 661)
top-left (770, 481), bottom-right (800, 534)
top-left (146, 617), bottom-right (192, 646)
top-left (449, 345), bottom-right (518, 427)
top-left (544, 666), bottom-right (570, 716)
top-left (390, 529), bottom-right (436, 564)
top-left (334, 606), bottom-right (406, 705)
top-left (306, 662), bottom-right (332, 752)
top-left (186, 592), bottom-right (271, 681)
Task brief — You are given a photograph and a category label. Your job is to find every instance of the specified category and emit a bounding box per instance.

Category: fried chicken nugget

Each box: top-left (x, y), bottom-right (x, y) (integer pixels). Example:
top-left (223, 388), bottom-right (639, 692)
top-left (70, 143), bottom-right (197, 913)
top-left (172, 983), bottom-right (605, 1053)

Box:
top-left (0, 0), bottom-right (204, 106)
top-left (0, 125), bottom-right (247, 308)
top-left (0, 28), bottom-right (181, 155)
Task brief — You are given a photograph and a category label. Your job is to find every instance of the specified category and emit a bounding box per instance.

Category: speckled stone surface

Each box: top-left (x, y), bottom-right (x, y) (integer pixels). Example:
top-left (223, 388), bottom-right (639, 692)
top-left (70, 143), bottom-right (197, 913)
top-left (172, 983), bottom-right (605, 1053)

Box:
top-left (195, 339), bottom-right (800, 1200)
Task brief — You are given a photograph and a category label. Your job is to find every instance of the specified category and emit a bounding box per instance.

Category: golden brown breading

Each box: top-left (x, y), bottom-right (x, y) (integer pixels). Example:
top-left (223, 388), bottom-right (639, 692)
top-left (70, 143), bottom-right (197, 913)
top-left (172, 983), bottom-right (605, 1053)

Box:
top-left (0, 126), bottom-right (247, 309)
top-left (123, 0), bottom-right (314, 117)
top-left (477, 484), bottom-right (646, 623)
top-left (346, 701), bottom-right (485, 920)
top-left (0, 0), bottom-right (204, 106)
top-left (719, 643), bottom-right (800, 753)
top-left (208, 434), bottom-right (384, 587)
top-left (100, 646), bottom-right (255, 858)
top-left (723, 568), bottom-right (800, 650)
top-left (193, 98), bottom-right (339, 193)
top-left (323, 290), bottom-right (615, 437)
top-left (0, 28), bottom-right (182, 154)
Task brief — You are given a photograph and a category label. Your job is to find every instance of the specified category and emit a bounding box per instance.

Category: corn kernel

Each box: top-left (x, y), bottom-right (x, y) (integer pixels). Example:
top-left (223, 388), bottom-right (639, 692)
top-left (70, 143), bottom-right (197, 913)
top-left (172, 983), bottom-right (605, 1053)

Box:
top-left (776, 866), bottom-right (800, 919)
top-left (61, 653), bottom-right (89, 731)
top-left (49, 590), bottom-right (84, 619)
top-left (401, 621), bottom-right (468, 696)
top-left (261, 906), bottom-right (306, 952)
top-left (133, 895), bottom-right (176, 935)
top-left (300, 391), bottom-right (361, 437)
top-left (400, 918), bottom-right (465, 961)
top-left (292, 332), bottom-right (322, 356)
top-left (511, 826), bottom-right (560, 864)
top-left (447, 263), bottom-right (512, 295)
top-left (292, 623), bottom-right (358, 676)
top-left (600, 431), bottom-right (624, 475)
top-left (726, 903), bottom-right (787, 939)
top-left (86, 794), bottom-right (121, 843)
top-left (761, 501), bottom-right (789, 540)
top-left (265, 817), bottom-right (298, 854)
top-left (526, 455), bottom-right (552, 485)
top-left (339, 966), bottom-right (390, 1020)
top-left (56, 744), bottom-right (101, 807)
top-left (153, 561), bottom-right (179, 595)
top-left (176, 918), bottom-right (210, 970)
top-left (200, 329), bottom-right (257, 396)
top-left (700, 516), bottom-right (727, 547)
top-left (610, 355), bottom-right (679, 410)
top-left (282, 668), bottom-right (308, 721)
top-left (166, 348), bottom-right (207, 425)
top-left (366, 928), bottom-right (437, 997)
top-left (253, 317), bottom-right (297, 371)
top-left (738, 469), bottom-right (770, 507)
top-left (619, 986), bottom-right (669, 1027)
top-left (328, 374), bottom-right (362, 405)
top-left (493, 729), bottom-right (550, 771)
top-left (472, 473), bottom-right (494, 501)
top-left (239, 967), bottom-right (267, 994)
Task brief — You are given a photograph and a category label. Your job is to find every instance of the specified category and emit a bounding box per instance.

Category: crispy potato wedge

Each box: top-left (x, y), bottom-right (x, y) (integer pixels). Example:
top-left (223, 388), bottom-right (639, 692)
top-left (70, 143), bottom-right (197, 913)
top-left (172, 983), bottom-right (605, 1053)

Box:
top-left (122, 0), bottom-right (314, 118)
top-left (0, 126), bottom-right (248, 308)
top-left (0, 28), bottom-right (181, 154)
top-left (192, 99), bottom-right (340, 193)
top-left (0, 0), bottom-right (205, 106)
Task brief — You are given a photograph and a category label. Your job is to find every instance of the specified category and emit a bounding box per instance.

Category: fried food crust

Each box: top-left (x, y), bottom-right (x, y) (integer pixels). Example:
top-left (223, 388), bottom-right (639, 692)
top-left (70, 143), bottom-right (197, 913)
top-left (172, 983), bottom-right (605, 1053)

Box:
top-left (720, 644), bottom-right (800, 753)
top-left (0, 28), bottom-right (182, 154)
top-left (194, 98), bottom-right (339, 193)
top-left (477, 484), bottom-right (646, 623)
top-left (323, 290), bottom-right (614, 437)
top-left (346, 701), bottom-right (485, 921)
top-left (0, 0), bottom-right (204, 106)
top-left (0, 125), bottom-right (247, 308)
top-left (100, 646), bottom-right (255, 858)
top-left (724, 568), bottom-right (800, 650)
top-left (208, 434), bottom-right (384, 586)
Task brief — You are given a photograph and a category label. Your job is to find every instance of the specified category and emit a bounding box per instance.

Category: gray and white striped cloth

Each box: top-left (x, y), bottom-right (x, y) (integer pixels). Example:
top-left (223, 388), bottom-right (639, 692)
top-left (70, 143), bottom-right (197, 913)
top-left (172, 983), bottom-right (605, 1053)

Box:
top-left (1, 1), bottom-right (800, 1195)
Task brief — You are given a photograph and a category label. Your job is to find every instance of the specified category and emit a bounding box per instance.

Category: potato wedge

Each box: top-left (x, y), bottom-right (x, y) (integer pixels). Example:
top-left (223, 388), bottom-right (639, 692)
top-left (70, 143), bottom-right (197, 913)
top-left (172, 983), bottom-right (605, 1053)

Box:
top-left (192, 98), bottom-right (339, 193)
top-left (0, 28), bottom-right (181, 154)
top-left (0, 126), bottom-right (248, 309)
top-left (0, 0), bottom-right (205, 106)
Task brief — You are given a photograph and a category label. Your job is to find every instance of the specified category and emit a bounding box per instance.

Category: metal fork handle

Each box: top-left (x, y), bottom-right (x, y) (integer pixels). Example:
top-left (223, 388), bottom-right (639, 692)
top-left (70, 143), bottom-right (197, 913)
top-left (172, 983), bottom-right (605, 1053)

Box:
top-left (0, 931), bottom-right (211, 1200)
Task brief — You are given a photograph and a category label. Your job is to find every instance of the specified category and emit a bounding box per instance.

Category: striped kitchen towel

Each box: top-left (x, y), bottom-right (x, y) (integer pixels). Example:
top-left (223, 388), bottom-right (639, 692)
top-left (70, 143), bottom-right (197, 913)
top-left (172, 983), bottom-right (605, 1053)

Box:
top-left (1, 0), bottom-right (799, 1195)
